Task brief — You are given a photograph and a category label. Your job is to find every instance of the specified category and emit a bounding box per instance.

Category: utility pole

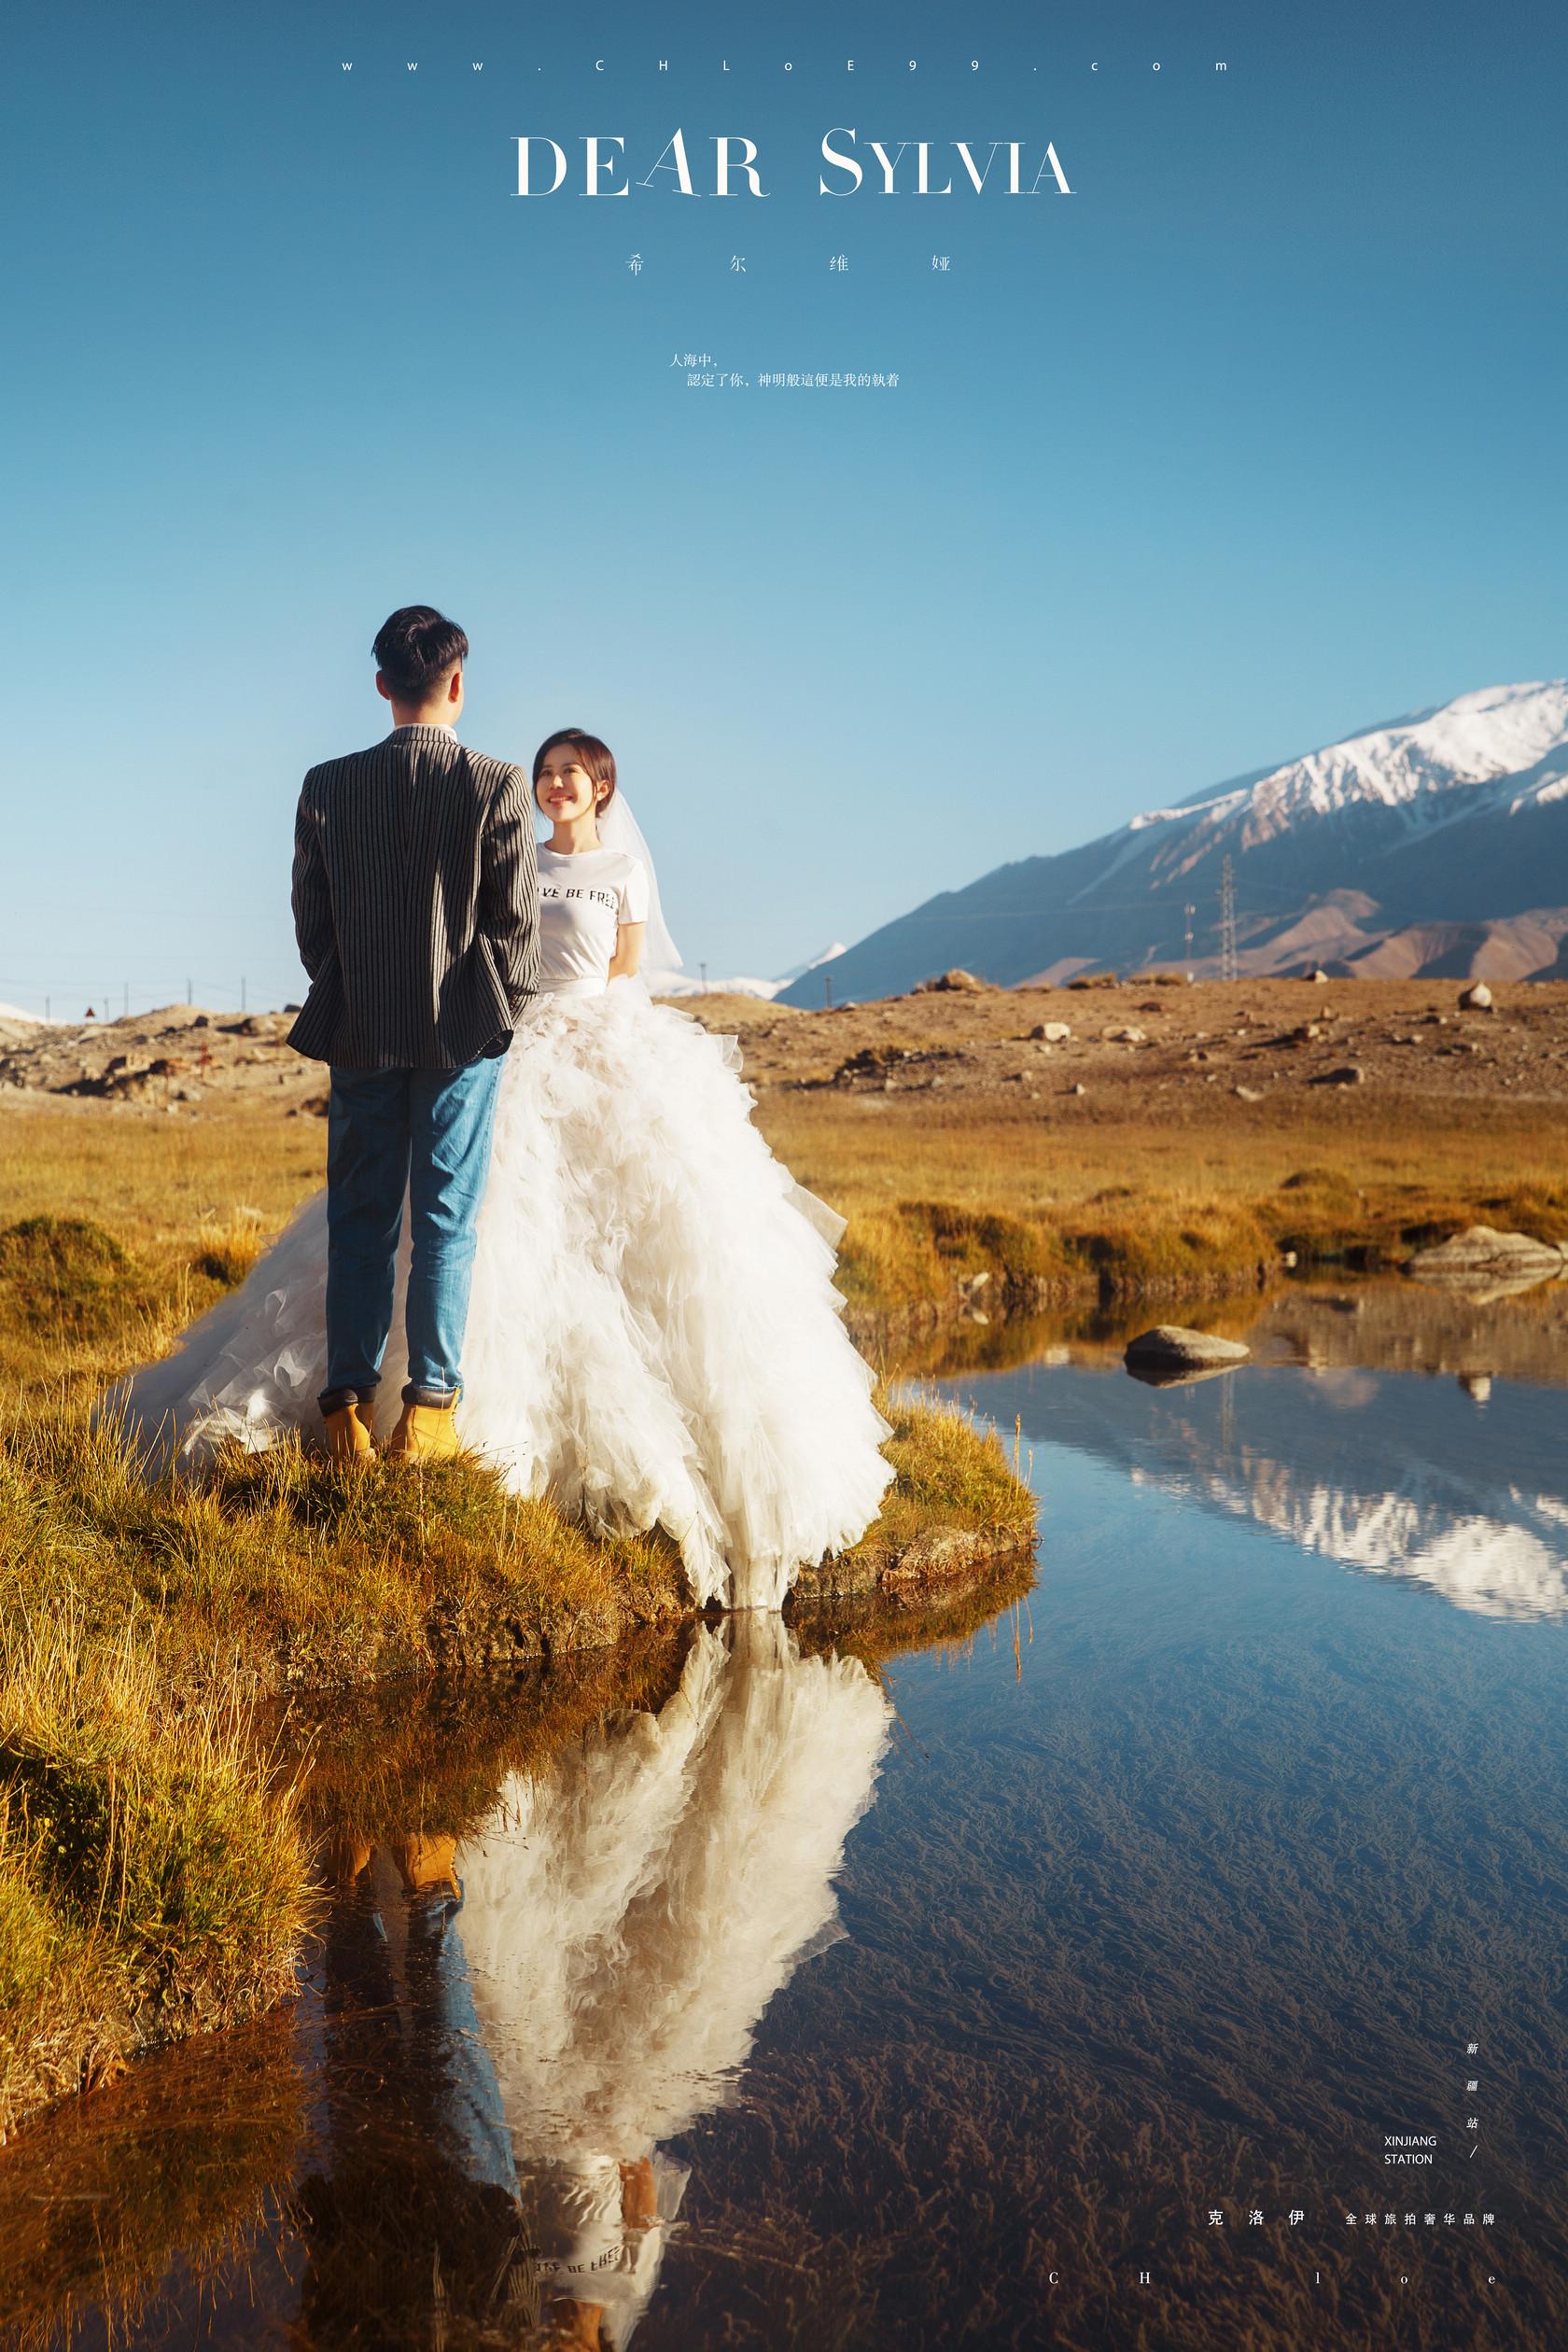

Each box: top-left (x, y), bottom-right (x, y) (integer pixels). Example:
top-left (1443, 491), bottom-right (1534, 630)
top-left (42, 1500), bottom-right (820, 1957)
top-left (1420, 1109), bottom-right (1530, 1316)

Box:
top-left (187, 975), bottom-right (193, 1005)
top-left (824, 970), bottom-right (833, 1008)
top-left (241, 975), bottom-right (247, 1012)
top-left (1183, 903), bottom-right (1196, 980)
top-left (1218, 858), bottom-right (1238, 984)
top-left (699, 961), bottom-right (707, 994)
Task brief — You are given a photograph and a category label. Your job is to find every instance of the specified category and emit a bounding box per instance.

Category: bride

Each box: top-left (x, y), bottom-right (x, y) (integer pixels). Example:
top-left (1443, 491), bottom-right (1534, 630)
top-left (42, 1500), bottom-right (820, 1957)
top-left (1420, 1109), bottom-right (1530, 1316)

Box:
top-left (105, 729), bottom-right (893, 1611)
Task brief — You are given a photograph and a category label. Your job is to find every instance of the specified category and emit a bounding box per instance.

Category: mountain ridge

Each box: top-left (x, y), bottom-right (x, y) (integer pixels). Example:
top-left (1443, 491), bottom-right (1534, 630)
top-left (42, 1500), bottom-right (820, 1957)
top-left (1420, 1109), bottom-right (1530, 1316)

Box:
top-left (777, 680), bottom-right (1568, 1004)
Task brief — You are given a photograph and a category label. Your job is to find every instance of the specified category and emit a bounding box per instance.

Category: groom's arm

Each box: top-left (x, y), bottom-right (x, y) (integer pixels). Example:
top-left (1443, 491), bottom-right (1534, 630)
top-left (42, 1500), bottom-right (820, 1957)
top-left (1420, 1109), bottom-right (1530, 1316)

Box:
top-left (290, 773), bottom-right (335, 980)
top-left (479, 765), bottom-right (540, 1015)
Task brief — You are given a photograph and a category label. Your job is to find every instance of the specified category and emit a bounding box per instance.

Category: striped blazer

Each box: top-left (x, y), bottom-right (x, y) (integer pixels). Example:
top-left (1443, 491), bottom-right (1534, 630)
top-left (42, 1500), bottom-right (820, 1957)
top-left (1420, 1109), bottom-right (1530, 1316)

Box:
top-left (287, 723), bottom-right (540, 1070)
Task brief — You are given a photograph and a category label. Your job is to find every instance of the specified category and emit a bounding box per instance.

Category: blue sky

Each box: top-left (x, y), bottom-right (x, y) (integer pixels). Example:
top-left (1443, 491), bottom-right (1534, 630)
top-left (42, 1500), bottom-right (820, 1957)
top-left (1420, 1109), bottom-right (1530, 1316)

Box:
top-left (2, 0), bottom-right (1563, 1009)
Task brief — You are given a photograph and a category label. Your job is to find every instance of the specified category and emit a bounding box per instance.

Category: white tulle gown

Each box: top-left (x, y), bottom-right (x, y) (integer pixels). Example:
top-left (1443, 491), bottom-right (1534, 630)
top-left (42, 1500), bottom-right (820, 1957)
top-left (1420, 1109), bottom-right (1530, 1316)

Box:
top-left (105, 841), bottom-right (894, 1610)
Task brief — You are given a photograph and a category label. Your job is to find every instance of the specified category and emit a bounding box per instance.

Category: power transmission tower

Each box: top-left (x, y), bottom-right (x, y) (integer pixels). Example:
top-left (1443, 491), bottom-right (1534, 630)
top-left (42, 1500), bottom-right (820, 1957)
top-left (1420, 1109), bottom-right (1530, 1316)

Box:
top-left (1218, 857), bottom-right (1238, 983)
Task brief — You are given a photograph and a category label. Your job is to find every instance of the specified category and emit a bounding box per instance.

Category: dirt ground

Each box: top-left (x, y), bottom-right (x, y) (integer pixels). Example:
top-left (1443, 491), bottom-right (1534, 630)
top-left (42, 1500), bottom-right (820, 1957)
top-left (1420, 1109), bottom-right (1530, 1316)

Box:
top-left (680, 973), bottom-right (1568, 1113)
top-left (3, 976), bottom-right (1565, 1127)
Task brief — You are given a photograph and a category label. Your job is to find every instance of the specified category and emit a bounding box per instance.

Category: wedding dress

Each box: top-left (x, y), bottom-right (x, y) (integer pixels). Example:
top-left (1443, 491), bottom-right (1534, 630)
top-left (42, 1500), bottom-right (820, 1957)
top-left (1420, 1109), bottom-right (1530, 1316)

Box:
top-left (105, 801), bottom-right (894, 1610)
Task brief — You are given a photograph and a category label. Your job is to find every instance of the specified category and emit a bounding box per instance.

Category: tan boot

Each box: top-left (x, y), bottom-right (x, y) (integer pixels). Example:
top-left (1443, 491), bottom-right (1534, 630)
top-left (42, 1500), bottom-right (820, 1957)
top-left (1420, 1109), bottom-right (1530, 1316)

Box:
top-left (383, 1392), bottom-right (463, 1465)
top-left (323, 1401), bottom-right (376, 1467)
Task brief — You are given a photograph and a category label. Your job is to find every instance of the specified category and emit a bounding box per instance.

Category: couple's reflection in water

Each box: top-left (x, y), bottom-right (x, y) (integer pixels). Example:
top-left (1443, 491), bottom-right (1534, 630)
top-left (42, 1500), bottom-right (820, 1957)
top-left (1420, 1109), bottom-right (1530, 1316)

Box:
top-left (301, 1613), bottom-right (894, 2348)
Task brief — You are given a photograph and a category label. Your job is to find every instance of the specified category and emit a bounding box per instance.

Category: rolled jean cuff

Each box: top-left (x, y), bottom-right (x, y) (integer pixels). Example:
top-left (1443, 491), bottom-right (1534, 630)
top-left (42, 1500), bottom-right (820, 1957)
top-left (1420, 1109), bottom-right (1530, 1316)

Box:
top-left (319, 1381), bottom-right (377, 1415)
top-left (402, 1381), bottom-right (461, 1409)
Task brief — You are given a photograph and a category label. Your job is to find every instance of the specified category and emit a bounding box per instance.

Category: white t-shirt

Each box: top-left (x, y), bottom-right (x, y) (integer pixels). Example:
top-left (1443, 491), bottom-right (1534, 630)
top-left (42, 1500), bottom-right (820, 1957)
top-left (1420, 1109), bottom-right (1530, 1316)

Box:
top-left (537, 846), bottom-right (650, 985)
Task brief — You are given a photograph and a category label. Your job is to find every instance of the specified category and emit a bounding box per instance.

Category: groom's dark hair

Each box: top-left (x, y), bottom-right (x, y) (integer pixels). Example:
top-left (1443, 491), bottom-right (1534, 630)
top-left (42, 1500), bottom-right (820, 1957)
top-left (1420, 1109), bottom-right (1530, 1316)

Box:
top-left (372, 606), bottom-right (469, 701)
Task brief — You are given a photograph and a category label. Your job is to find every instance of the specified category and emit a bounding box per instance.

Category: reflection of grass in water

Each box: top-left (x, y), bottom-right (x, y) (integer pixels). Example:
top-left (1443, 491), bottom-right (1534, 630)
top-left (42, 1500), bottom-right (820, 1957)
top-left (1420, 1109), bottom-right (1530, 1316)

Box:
top-left (286, 1580), bottom-right (1045, 1861)
top-left (792, 1561), bottom-right (1037, 1674)
top-left (281, 1627), bottom-right (697, 1855)
top-left (0, 2003), bottom-right (303, 2351)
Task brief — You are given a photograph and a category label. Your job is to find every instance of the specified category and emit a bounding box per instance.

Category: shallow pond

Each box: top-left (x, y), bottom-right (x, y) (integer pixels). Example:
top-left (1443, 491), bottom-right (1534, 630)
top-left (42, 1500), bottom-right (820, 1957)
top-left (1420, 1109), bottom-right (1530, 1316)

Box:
top-left (5, 1281), bottom-right (1567, 2349)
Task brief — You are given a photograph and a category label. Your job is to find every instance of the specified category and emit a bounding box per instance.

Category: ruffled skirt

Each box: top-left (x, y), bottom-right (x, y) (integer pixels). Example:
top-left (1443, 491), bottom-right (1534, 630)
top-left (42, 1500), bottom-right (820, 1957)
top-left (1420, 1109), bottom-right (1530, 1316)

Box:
top-left (104, 983), bottom-right (894, 1610)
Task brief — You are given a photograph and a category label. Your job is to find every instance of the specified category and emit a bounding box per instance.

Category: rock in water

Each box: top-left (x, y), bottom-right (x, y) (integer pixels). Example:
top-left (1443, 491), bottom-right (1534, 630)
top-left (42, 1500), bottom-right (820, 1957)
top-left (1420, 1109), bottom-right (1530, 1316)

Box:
top-left (1125, 1326), bottom-right (1251, 1370)
top-left (1458, 981), bottom-right (1494, 1011)
top-left (1405, 1225), bottom-right (1565, 1279)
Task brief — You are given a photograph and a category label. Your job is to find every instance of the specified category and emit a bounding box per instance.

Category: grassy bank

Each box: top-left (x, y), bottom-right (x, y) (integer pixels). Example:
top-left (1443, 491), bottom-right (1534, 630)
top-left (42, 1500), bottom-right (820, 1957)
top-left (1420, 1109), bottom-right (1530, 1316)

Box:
top-left (0, 1620), bottom-right (307, 2144)
top-left (828, 1163), bottom-right (1568, 1328)
top-left (0, 1388), bottom-right (1030, 2138)
top-left (0, 1190), bottom-right (1035, 2135)
top-left (0, 1387), bottom-right (1031, 2138)
top-left (2, 1380), bottom-right (1029, 1696)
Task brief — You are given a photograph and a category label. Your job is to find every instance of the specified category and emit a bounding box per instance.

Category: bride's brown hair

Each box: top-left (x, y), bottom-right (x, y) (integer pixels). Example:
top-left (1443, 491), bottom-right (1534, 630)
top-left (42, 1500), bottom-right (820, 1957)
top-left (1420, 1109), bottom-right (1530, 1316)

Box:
top-left (532, 728), bottom-right (617, 813)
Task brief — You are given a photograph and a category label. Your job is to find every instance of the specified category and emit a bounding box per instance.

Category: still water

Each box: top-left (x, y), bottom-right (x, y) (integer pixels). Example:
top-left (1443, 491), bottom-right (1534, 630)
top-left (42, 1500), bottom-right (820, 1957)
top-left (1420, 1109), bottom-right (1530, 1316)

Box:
top-left (5, 1282), bottom-right (1567, 2350)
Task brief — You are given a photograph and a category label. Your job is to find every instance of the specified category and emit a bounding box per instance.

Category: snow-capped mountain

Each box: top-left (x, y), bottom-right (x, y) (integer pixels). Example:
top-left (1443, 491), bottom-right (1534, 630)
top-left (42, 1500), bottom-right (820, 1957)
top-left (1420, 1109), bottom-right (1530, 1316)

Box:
top-left (774, 941), bottom-right (849, 989)
top-left (777, 681), bottom-right (1568, 1004)
top-left (650, 942), bottom-right (847, 1001)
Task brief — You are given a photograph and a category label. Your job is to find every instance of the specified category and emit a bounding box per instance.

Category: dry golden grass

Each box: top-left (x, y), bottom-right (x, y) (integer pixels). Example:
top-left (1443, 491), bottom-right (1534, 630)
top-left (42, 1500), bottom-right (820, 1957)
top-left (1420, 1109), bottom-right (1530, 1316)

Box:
top-left (9, 1075), bottom-right (1562, 1344)
top-left (0, 1616), bottom-right (309, 2143)
top-left (0, 1104), bottom-right (323, 1245)
top-left (759, 1093), bottom-right (1568, 1311)
top-left (764, 1085), bottom-right (1566, 1216)
top-left (836, 1390), bottom-right (1036, 1566)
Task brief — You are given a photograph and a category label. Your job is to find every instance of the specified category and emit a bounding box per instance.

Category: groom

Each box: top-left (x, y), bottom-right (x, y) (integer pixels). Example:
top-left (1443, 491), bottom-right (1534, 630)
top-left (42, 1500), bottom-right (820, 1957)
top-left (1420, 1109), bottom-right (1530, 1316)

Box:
top-left (288, 606), bottom-right (539, 1465)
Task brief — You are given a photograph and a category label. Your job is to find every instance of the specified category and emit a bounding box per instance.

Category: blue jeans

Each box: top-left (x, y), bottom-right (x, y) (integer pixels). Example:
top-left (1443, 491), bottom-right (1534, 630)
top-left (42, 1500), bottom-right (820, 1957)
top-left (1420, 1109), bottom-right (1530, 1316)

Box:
top-left (320, 1057), bottom-right (505, 1413)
